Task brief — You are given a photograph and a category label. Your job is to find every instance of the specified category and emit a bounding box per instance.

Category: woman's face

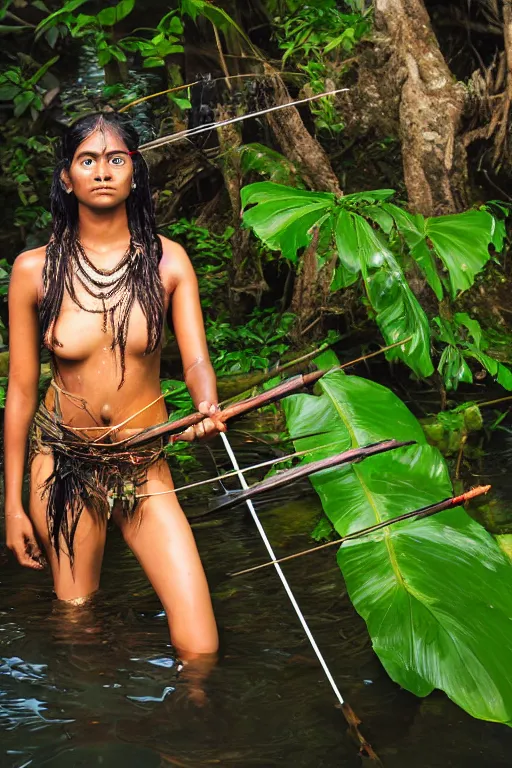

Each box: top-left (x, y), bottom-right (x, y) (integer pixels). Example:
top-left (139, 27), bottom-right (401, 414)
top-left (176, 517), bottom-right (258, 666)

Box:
top-left (61, 126), bottom-right (134, 210)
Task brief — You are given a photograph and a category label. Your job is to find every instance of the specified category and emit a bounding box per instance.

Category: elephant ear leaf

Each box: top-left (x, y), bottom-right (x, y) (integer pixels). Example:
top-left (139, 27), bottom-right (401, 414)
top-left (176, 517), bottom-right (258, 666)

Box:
top-left (283, 370), bottom-right (512, 725)
top-left (425, 210), bottom-right (494, 297)
top-left (352, 214), bottom-right (434, 378)
top-left (382, 203), bottom-right (444, 301)
top-left (241, 182), bottom-right (335, 263)
top-left (333, 208), bottom-right (360, 273)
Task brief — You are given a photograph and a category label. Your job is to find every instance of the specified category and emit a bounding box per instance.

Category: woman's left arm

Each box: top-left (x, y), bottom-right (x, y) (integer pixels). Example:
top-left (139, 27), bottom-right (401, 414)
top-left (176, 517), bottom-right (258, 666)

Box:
top-left (161, 237), bottom-right (226, 440)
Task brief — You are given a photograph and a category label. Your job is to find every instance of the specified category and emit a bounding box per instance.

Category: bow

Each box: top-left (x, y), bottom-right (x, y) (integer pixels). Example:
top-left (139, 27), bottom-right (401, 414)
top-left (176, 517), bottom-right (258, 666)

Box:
top-left (114, 337), bottom-right (412, 449)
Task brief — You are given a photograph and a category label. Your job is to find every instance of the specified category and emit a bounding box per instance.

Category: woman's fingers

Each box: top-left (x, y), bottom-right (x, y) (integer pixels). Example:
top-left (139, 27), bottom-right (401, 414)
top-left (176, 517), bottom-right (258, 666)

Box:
top-left (16, 538), bottom-right (44, 569)
top-left (177, 425), bottom-right (196, 443)
top-left (194, 402), bottom-right (226, 439)
top-left (26, 535), bottom-right (44, 564)
top-left (171, 403), bottom-right (226, 443)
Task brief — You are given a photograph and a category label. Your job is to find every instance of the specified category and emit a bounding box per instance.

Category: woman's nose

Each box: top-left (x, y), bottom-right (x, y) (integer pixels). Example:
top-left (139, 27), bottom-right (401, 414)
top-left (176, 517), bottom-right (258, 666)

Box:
top-left (94, 171), bottom-right (112, 181)
top-left (94, 161), bottom-right (112, 181)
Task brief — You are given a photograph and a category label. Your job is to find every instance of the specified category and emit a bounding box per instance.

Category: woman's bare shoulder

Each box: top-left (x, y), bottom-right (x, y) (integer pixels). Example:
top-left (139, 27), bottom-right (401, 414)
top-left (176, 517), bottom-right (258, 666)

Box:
top-left (158, 235), bottom-right (194, 288)
top-left (12, 245), bottom-right (46, 277)
top-left (10, 245), bottom-right (46, 302)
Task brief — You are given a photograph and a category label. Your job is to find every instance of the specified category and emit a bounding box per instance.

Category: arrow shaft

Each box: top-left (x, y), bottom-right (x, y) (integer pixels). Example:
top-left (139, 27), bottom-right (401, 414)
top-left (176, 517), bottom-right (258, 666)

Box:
top-left (208, 439), bottom-right (413, 512)
top-left (138, 88), bottom-right (350, 151)
top-left (230, 485), bottom-right (492, 577)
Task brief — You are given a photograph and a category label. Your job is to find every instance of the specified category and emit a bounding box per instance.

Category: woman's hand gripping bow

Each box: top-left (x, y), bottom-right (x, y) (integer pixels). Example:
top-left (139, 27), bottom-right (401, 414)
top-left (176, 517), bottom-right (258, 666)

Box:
top-left (179, 402), bottom-right (227, 443)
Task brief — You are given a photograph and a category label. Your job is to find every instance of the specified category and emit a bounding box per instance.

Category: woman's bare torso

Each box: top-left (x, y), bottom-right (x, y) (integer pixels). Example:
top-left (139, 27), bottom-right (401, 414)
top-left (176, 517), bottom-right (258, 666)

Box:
top-left (35, 245), bottom-right (171, 440)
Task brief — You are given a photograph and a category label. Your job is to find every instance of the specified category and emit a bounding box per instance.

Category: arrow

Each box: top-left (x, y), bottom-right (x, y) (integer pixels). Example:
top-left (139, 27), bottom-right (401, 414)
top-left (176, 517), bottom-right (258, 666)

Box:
top-left (207, 439), bottom-right (414, 512)
top-left (230, 485), bottom-right (492, 577)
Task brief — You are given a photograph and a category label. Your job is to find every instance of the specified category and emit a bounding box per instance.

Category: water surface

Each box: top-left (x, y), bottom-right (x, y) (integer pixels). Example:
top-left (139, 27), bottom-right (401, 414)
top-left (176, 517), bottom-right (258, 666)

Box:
top-left (1, 432), bottom-right (512, 767)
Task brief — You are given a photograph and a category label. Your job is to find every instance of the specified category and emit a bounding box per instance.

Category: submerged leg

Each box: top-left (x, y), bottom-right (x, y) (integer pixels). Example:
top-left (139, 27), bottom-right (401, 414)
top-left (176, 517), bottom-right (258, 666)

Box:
top-left (30, 451), bottom-right (107, 602)
top-left (113, 459), bottom-right (218, 657)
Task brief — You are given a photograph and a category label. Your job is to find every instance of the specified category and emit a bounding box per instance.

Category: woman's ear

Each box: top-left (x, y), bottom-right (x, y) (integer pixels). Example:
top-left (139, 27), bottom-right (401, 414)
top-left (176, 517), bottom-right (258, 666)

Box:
top-left (60, 169), bottom-right (72, 194)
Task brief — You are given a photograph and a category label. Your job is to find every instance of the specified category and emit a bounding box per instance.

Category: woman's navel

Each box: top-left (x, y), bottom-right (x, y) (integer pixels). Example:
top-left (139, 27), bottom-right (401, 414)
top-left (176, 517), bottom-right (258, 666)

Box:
top-left (100, 403), bottom-right (112, 425)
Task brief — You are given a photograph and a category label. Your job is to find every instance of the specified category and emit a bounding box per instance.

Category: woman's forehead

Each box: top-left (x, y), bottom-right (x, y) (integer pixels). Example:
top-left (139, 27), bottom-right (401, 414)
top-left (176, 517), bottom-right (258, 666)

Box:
top-left (74, 126), bottom-right (128, 156)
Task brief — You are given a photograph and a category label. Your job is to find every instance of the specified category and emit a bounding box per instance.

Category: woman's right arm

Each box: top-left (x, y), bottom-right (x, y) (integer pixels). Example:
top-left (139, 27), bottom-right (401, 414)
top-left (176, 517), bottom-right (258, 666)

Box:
top-left (4, 250), bottom-right (44, 569)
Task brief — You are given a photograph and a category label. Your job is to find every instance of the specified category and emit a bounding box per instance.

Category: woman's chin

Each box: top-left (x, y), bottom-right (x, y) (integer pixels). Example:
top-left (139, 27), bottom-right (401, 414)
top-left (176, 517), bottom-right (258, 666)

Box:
top-left (81, 196), bottom-right (128, 211)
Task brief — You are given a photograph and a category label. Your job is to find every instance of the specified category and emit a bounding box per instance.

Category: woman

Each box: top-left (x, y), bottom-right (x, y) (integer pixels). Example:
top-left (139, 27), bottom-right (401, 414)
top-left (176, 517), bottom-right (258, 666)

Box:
top-left (4, 112), bottom-right (225, 661)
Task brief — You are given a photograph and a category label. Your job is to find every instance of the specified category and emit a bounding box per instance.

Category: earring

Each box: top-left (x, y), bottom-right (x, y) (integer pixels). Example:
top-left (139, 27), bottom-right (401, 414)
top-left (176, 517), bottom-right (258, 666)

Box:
top-left (66, 187), bottom-right (72, 194)
top-left (131, 181), bottom-right (137, 190)
top-left (60, 179), bottom-right (72, 194)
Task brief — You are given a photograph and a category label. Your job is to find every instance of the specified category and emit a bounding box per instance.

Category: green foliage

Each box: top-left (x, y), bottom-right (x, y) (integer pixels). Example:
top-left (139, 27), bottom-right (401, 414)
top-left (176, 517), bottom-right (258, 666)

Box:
top-left (161, 378), bottom-right (193, 417)
top-left (35, 1), bottom-right (186, 90)
top-left (180, 0), bottom-right (253, 49)
top-left (35, 0), bottom-right (94, 47)
top-left (270, 0), bottom-right (370, 135)
top-left (0, 133), bottom-right (54, 205)
top-left (119, 11), bottom-right (185, 71)
top-left (0, 56), bottom-right (59, 120)
top-left (206, 309), bottom-right (295, 374)
top-left (241, 181), bottom-right (506, 383)
top-left (238, 143), bottom-right (303, 186)
top-left (422, 401), bottom-right (483, 456)
top-left (165, 219), bottom-right (234, 312)
top-left (272, 0), bottom-right (368, 65)
top-left (283, 362), bottom-right (512, 724)
top-left (383, 203), bottom-right (496, 299)
top-left (434, 313), bottom-right (512, 391)
top-left (58, 1), bottom-right (136, 67)
top-left (164, 219), bottom-right (295, 375)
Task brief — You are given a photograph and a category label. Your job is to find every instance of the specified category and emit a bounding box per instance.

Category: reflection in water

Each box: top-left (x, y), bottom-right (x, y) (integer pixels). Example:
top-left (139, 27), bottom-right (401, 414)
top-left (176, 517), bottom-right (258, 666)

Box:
top-left (1, 436), bottom-right (512, 766)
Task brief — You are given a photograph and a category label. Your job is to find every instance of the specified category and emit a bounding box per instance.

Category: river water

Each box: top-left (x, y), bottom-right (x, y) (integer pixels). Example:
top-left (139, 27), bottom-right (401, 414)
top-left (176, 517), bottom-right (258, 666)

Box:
top-left (1, 426), bottom-right (512, 768)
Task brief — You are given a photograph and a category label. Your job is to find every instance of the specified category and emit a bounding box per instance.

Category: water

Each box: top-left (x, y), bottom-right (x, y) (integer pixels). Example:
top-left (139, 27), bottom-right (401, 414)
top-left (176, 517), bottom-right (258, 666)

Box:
top-left (1, 430), bottom-right (512, 767)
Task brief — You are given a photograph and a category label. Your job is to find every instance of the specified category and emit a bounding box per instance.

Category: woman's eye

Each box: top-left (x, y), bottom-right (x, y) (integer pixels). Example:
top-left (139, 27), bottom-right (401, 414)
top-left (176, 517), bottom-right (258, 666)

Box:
top-left (82, 158), bottom-right (93, 166)
top-left (111, 156), bottom-right (125, 165)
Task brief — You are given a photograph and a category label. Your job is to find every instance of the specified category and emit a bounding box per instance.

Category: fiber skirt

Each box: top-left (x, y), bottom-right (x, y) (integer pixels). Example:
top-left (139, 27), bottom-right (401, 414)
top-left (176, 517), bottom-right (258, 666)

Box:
top-left (29, 397), bottom-right (164, 562)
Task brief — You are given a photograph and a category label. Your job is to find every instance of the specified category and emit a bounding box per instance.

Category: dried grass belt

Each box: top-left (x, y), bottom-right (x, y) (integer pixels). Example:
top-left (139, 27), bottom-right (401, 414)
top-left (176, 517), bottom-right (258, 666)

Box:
top-left (29, 382), bottom-right (165, 562)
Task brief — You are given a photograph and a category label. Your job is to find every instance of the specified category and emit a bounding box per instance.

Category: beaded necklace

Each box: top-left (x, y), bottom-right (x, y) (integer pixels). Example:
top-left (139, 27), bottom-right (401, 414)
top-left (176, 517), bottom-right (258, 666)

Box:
top-left (64, 238), bottom-right (144, 386)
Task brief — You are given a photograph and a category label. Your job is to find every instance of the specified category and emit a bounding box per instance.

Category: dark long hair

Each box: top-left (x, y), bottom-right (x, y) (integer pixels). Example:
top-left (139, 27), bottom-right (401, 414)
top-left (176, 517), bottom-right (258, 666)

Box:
top-left (40, 112), bottom-right (164, 387)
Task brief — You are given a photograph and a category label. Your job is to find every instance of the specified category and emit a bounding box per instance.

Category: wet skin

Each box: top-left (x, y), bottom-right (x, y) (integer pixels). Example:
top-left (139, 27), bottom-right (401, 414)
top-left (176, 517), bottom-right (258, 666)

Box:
top-left (5, 127), bottom-right (224, 667)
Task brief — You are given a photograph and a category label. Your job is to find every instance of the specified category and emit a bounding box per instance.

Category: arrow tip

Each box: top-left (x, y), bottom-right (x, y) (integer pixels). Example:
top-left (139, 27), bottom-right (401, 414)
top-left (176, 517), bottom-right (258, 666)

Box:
top-left (453, 485), bottom-right (492, 505)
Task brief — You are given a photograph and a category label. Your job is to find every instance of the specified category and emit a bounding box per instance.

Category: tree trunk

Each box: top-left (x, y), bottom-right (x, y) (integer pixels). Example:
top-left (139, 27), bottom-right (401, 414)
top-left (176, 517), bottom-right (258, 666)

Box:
top-left (215, 105), bottom-right (268, 317)
top-left (260, 65), bottom-right (343, 195)
top-left (374, 0), bottom-right (469, 215)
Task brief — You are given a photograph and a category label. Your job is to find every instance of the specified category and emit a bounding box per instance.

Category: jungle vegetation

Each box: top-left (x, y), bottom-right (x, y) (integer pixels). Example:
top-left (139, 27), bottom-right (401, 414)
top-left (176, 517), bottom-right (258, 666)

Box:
top-left (3, 0), bottom-right (512, 727)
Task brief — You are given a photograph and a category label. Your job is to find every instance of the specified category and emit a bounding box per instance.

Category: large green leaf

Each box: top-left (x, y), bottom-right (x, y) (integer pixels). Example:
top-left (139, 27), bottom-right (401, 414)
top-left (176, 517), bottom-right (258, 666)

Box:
top-left (382, 203), bottom-right (443, 300)
top-left (333, 208), bottom-right (360, 273)
top-left (426, 211), bottom-right (494, 297)
top-left (352, 214), bottom-right (434, 377)
top-left (283, 371), bottom-right (512, 724)
top-left (241, 182), bottom-right (335, 263)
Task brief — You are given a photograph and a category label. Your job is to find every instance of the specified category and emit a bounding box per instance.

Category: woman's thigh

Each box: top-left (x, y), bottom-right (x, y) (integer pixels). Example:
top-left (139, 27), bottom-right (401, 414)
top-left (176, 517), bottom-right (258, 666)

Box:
top-left (30, 452), bottom-right (107, 602)
top-left (113, 459), bottom-right (218, 657)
